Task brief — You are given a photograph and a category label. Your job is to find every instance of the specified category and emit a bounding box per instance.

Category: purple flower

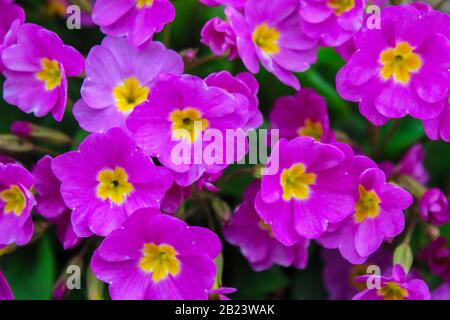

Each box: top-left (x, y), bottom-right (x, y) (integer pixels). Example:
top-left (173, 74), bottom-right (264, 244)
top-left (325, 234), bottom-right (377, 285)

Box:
top-left (46, 0), bottom-right (96, 27)
top-left (353, 264), bottom-right (430, 300)
top-left (91, 208), bottom-right (221, 300)
top-left (208, 287), bottom-right (237, 300)
top-left (420, 237), bottom-right (450, 282)
top-left (52, 128), bottom-right (173, 237)
top-left (419, 189), bottom-right (450, 226)
top-left (336, 5), bottom-right (450, 125)
top-left (205, 71), bottom-right (262, 130)
top-left (299, 0), bottom-right (365, 47)
top-left (2, 23), bottom-right (84, 121)
top-left (92, 0), bottom-right (175, 48)
top-left (319, 155), bottom-right (412, 264)
top-left (0, 163), bottom-right (35, 246)
top-left (73, 36), bottom-right (183, 133)
top-left (255, 137), bottom-right (355, 243)
top-left (224, 181), bottom-right (310, 271)
top-left (0, 0), bottom-right (25, 72)
top-left (201, 18), bottom-right (238, 60)
top-left (0, 270), bottom-right (13, 300)
top-left (32, 156), bottom-right (80, 249)
top-left (432, 283), bottom-right (450, 300)
top-left (160, 183), bottom-right (192, 215)
top-left (0, 155), bottom-right (16, 165)
top-left (321, 248), bottom-right (391, 300)
top-left (225, 0), bottom-right (318, 89)
top-left (423, 99), bottom-right (450, 142)
top-left (195, 171), bottom-right (223, 193)
top-left (396, 144), bottom-right (429, 184)
top-left (127, 73), bottom-right (248, 187)
top-left (10, 121), bottom-right (32, 137)
top-left (269, 88), bottom-right (334, 142)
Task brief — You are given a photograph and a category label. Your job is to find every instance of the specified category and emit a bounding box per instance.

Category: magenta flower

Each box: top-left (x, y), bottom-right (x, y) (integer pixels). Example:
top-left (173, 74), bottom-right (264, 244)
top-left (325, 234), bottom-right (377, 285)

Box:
top-left (432, 283), bottom-right (450, 300)
top-left (52, 128), bottom-right (173, 237)
top-left (208, 287), bottom-right (237, 300)
top-left (420, 237), bottom-right (450, 282)
top-left (423, 99), bottom-right (450, 142)
top-left (319, 156), bottom-right (412, 264)
top-left (91, 208), bottom-right (221, 300)
top-left (2, 23), bottom-right (84, 121)
top-left (73, 36), bottom-right (183, 133)
top-left (92, 0), bottom-right (175, 47)
top-left (224, 181), bottom-right (310, 271)
top-left (396, 143), bottom-right (429, 184)
top-left (0, 270), bottom-right (13, 300)
top-left (255, 137), bottom-right (355, 243)
top-left (419, 188), bottom-right (450, 226)
top-left (336, 5), bottom-right (450, 125)
top-left (0, 0), bottom-right (25, 72)
top-left (127, 73), bottom-right (248, 187)
top-left (46, 0), bottom-right (95, 26)
top-left (201, 18), bottom-right (238, 60)
top-left (321, 248), bottom-right (391, 300)
top-left (353, 264), bottom-right (430, 300)
top-left (299, 0), bottom-right (365, 47)
top-left (205, 71), bottom-right (263, 130)
top-left (160, 183), bottom-right (192, 215)
top-left (0, 163), bottom-right (35, 247)
top-left (33, 156), bottom-right (80, 249)
top-left (0, 155), bottom-right (16, 165)
top-left (225, 0), bottom-right (318, 89)
top-left (269, 88), bottom-right (334, 142)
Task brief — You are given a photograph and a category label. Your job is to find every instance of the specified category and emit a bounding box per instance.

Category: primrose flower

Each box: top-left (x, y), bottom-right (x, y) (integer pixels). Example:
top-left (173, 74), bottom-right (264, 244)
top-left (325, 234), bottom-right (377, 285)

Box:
top-left (319, 156), bottom-right (412, 264)
top-left (423, 99), bottom-right (450, 142)
top-left (2, 23), bottom-right (84, 121)
top-left (353, 264), bottom-right (430, 300)
top-left (321, 248), bottom-right (391, 300)
top-left (0, 163), bottom-right (35, 247)
top-left (225, 0), bottom-right (318, 89)
top-left (299, 0), bottom-right (365, 47)
top-left (52, 128), bottom-right (173, 237)
top-left (91, 208), bottom-right (221, 300)
top-left (269, 88), bottom-right (334, 142)
top-left (160, 183), bottom-right (192, 215)
top-left (224, 181), bottom-right (310, 271)
top-left (432, 283), bottom-right (450, 300)
top-left (0, 0), bottom-right (25, 72)
top-left (127, 73), bottom-right (248, 187)
top-left (205, 71), bottom-right (263, 130)
top-left (74, 36), bottom-right (183, 133)
top-left (255, 137), bottom-right (355, 243)
top-left (336, 5), bottom-right (450, 125)
top-left (92, 0), bottom-right (175, 47)
top-left (33, 156), bottom-right (80, 249)
top-left (419, 189), bottom-right (450, 226)
top-left (201, 18), bottom-right (238, 60)
top-left (0, 270), bottom-right (13, 300)
top-left (420, 237), bottom-right (450, 282)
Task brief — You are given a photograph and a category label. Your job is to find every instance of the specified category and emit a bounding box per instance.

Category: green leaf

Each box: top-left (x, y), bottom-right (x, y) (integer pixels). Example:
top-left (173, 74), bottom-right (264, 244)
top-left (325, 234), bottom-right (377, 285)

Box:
top-left (393, 243), bottom-right (413, 274)
top-left (0, 235), bottom-right (56, 299)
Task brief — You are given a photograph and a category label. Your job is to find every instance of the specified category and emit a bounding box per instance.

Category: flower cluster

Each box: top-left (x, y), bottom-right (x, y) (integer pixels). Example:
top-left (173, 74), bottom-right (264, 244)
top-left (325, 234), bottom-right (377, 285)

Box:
top-left (0, 0), bottom-right (448, 301)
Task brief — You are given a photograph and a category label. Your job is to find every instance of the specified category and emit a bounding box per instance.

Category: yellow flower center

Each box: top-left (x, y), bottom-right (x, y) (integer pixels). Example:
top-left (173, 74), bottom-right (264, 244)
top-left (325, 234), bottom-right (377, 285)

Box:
top-left (297, 119), bottom-right (324, 141)
top-left (349, 263), bottom-right (370, 291)
top-left (258, 220), bottom-right (274, 238)
top-left (96, 167), bottom-right (134, 205)
top-left (0, 185), bottom-right (26, 216)
top-left (377, 282), bottom-right (408, 300)
top-left (137, 0), bottom-right (154, 9)
top-left (170, 108), bottom-right (209, 143)
top-left (113, 77), bottom-right (150, 113)
top-left (354, 185), bottom-right (381, 223)
top-left (36, 58), bottom-right (62, 91)
top-left (281, 163), bottom-right (316, 201)
top-left (139, 243), bottom-right (181, 283)
top-left (380, 42), bottom-right (422, 85)
top-left (46, 0), bottom-right (67, 16)
top-left (252, 23), bottom-right (280, 55)
top-left (327, 0), bottom-right (355, 15)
